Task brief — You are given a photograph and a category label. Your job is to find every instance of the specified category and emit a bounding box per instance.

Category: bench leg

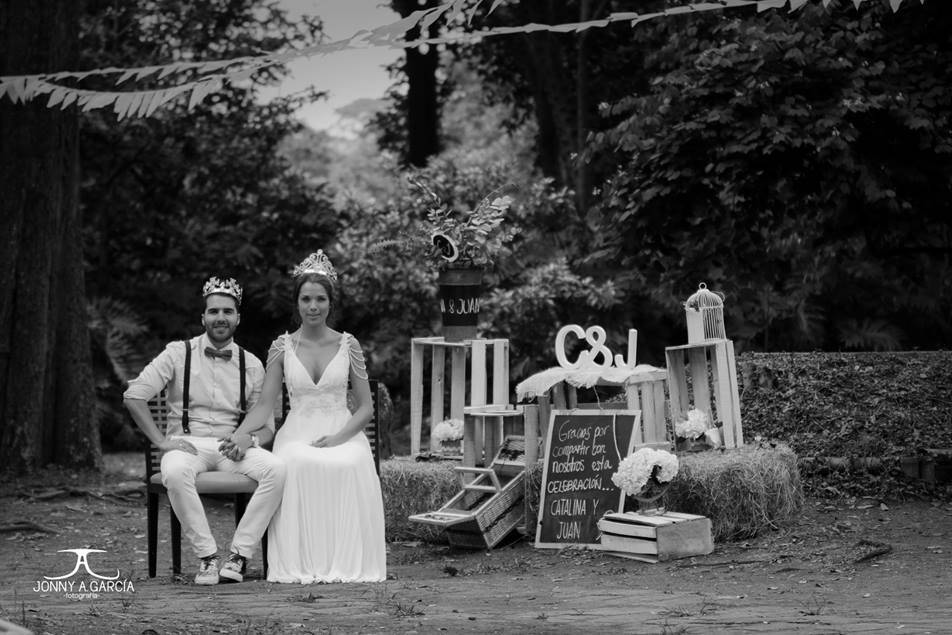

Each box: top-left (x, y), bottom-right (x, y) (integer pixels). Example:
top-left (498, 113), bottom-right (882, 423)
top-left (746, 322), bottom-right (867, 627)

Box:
top-left (171, 509), bottom-right (182, 576)
top-left (261, 533), bottom-right (268, 579)
top-left (147, 493), bottom-right (159, 578)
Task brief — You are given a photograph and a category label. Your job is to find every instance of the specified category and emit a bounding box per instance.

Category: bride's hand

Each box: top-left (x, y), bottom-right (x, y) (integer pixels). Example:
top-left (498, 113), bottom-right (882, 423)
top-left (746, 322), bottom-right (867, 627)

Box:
top-left (311, 434), bottom-right (342, 448)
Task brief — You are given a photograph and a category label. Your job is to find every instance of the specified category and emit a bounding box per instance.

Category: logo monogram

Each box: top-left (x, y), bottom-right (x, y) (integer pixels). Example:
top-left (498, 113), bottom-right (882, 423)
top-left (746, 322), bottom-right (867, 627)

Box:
top-left (44, 549), bottom-right (120, 581)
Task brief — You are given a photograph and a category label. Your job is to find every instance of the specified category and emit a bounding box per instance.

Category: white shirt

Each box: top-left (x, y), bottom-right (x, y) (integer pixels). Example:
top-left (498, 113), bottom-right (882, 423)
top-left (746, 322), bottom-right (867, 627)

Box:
top-left (124, 333), bottom-right (272, 438)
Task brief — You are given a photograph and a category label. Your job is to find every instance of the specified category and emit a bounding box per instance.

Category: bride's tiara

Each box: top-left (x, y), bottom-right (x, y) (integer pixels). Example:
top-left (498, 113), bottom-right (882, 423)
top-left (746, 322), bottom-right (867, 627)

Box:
top-left (291, 250), bottom-right (338, 282)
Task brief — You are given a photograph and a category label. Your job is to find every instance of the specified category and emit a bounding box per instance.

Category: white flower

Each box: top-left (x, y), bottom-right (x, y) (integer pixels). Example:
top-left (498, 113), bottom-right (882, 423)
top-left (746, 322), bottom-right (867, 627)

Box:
top-left (675, 408), bottom-right (710, 440)
top-left (432, 418), bottom-right (464, 444)
top-left (611, 448), bottom-right (679, 497)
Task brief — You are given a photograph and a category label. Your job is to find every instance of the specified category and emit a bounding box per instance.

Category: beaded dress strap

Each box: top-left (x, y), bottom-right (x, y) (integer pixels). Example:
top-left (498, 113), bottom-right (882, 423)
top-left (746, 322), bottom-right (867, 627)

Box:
top-left (344, 333), bottom-right (368, 380)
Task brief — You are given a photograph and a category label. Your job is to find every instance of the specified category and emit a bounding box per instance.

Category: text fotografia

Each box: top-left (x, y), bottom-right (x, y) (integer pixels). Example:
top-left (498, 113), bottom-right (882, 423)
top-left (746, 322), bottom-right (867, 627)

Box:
top-left (33, 549), bottom-right (135, 601)
top-left (33, 579), bottom-right (135, 600)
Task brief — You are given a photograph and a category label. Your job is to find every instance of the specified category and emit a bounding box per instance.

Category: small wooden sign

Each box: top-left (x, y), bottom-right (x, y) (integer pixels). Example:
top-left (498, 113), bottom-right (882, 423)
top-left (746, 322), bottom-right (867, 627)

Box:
top-left (534, 410), bottom-right (640, 549)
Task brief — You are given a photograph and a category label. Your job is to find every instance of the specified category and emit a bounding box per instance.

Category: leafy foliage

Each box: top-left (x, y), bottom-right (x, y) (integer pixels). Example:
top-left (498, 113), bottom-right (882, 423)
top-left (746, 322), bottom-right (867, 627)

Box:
top-left (87, 298), bottom-right (153, 450)
top-left (589, 2), bottom-right (952, 352)
top-left (739, 351), bottom-right (952, 499)
top-left (79, 0), bottom-right (339, 357)
top-left (371, 174), bottom-right (518, 269)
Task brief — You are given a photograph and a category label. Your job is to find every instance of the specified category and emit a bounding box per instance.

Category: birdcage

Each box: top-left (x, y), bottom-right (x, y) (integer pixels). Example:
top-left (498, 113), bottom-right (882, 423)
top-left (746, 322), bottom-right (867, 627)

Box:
top-left (684, 283), bottom-right (725, 343)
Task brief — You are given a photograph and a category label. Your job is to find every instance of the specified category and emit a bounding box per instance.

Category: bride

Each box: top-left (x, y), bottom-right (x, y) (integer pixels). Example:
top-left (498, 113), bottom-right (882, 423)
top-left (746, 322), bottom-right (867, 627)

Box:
top-left (232, 250), bottom-right (386, 583)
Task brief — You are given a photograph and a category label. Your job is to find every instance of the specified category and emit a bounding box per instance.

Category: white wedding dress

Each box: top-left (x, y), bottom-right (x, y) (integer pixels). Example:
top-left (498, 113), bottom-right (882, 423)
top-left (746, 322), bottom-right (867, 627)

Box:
top-left (266, 333), bottom-right (386, 583)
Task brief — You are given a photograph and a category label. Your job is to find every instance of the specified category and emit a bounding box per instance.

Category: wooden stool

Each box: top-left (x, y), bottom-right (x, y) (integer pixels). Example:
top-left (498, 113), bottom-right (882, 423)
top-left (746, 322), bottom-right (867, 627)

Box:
top-left (665, 340), bottom-right (743, 448)
top-left (410, 336), bottom-right (510, 456)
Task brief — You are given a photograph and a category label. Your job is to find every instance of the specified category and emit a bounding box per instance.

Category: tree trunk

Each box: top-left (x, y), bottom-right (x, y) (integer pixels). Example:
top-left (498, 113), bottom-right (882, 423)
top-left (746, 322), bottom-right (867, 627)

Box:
top-left (392, 0), bottom-right (441, 166)
top-left (0, 0), bottom-right (99, 473)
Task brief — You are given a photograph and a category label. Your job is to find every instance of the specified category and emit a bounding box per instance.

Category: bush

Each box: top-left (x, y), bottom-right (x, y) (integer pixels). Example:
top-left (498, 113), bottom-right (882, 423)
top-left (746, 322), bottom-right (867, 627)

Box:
top-left (738, 351), bottom-right (952, 499)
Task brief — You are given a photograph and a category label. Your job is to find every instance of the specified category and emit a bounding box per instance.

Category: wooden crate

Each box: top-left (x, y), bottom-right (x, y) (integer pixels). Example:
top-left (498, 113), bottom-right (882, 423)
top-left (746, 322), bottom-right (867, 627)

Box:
top-left (463, 404), bottom-right (542, 468)
top-left (597, 511), bottom-right (713, 563)
top-left (410, 337), bottom-right (510, 456)
top-left (408, 436), bottom-right (527, 549)
top-left (665, 340), bottom-right (743, 448)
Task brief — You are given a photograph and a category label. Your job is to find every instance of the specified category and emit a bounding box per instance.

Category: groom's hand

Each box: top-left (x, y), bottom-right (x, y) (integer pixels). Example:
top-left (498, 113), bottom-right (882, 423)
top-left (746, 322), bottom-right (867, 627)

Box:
top-left (218, 433), bottom-right (251, 461)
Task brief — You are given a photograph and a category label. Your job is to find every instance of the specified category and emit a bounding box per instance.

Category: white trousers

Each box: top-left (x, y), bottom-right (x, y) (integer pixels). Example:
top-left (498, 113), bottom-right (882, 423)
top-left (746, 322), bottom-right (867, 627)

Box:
top-left (161, 435), bottom-right (286, 560)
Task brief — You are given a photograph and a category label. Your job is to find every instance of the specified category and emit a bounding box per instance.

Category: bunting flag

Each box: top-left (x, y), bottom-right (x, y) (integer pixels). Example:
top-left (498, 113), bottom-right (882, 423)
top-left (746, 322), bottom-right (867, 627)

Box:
top-left (0, 0), bottom-right (928, 120)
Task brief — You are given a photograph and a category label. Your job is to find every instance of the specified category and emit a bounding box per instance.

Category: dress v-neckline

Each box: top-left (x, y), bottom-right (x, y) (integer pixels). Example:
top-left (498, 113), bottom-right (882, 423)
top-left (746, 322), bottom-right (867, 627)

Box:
top-left (291, 334), bottom-right (345, 387)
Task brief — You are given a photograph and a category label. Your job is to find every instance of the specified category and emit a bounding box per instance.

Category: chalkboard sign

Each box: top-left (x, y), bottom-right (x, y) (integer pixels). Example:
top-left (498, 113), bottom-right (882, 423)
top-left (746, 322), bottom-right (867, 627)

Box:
top-left (535, 409), bottom-right (641, 548)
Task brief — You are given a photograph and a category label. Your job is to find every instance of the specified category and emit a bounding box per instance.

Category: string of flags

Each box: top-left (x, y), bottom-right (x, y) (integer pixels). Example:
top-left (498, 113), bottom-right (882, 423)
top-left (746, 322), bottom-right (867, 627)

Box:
top-left (0, 0), bottom-right (927, 121)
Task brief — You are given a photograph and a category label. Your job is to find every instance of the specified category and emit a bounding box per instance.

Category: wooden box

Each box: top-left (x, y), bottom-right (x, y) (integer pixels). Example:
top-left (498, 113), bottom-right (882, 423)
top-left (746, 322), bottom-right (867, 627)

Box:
top-left (665, 340), bottom-right (743, 448)
top-left (408, 436), bottom-right (527, 549)
top-left (410, 337), bottom-right (510, 456)
top-left (597, 511), bottom-right (713, 563)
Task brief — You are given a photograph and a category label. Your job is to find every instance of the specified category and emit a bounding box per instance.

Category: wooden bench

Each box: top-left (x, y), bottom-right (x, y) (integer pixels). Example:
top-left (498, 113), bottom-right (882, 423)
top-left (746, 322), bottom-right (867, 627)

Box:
top-left (144, 380), bottom-right (382, 578)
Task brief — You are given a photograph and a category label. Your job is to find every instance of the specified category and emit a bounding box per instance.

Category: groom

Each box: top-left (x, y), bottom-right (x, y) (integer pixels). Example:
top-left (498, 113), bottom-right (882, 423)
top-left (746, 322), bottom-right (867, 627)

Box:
top-left (124, 276), bottom-right (285, 585)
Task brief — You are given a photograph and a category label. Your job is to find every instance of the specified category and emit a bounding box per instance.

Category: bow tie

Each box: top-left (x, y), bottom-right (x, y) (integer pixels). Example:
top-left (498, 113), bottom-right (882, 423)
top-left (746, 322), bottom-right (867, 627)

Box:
top-left (204, 346), bottom-right (232, 361)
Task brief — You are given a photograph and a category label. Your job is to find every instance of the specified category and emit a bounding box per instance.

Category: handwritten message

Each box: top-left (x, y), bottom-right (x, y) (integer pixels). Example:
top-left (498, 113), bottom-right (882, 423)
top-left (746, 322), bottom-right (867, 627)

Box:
top-left (535, 410), bottom-right (640, 548)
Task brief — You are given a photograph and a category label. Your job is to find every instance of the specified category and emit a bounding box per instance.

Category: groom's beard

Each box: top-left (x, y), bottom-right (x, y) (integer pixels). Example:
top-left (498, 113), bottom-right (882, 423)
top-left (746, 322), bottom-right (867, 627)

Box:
top-left (205, 321), bottom-right (237, 346)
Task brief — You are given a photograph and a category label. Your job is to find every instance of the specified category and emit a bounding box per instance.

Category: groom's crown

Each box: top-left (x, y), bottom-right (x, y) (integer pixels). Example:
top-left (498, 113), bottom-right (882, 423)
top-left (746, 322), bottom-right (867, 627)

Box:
top-left (202, 276), bottom-right (243, 305)
top-left (292, 250), bottom-right (338, 282)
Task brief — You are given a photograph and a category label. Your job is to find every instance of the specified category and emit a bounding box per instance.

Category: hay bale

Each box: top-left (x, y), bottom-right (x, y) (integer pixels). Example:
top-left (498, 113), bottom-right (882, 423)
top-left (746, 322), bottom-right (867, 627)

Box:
top-left (381, 445), bottom-right (802, 544)
top-left (525, 444), bottom-right (801, 544)
top-left (665, 443), bottom-right (804, 541)
top-left (380, 459), bottom-right (459, 543)
top-left (523, 461), bottom-right (544, 538)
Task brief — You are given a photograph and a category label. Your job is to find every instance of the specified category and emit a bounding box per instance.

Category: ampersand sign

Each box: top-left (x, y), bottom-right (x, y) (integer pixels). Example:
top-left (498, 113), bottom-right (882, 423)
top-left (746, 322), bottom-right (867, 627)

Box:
top-left (555, 325), bottom-right (637, 370)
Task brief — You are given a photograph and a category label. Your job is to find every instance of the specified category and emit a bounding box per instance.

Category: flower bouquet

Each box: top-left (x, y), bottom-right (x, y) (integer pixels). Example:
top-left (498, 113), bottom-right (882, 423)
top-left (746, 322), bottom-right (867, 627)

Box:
top-left (675, 408), bottom-right (717, 452)
top-left (611, 448), bottom-right (679, 516)
top-left (431, 418), bottom-right (464, 456)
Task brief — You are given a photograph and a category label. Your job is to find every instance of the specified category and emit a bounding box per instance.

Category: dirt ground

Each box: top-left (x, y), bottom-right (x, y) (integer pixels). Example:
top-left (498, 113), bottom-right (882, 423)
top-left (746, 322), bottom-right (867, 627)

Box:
top-left (1, 454), bottom-right (951, 635)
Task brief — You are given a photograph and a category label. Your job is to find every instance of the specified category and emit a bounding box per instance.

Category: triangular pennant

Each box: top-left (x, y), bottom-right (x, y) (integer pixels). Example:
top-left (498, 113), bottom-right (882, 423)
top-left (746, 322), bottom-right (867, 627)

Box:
top-left (367, 11), bottom-right (427, 42)
top-left (46, 87), bottom-right (67, 108)
top-left (60, 91), bottom-right (78, 109)
top-left (134, 65), bottom-right (163, 81)
top-left (124, 93), bottom-right (145, 119)
top-left (113, 93), bottom-right (133, 120)
top-left (81, 92), bottom-right (115, 112)
top-left (159, 63), bottom-right (185, 80)
top-left (889, 0), bottom-right (903, 10)
top-left (227, 68), bottom-right (255, 85)
top-left (144, 89), bottom-right (169, 117)
top-left (789, 0), bottom-right (810, 10)
top-left (116, 69), bottom-right (137, 85)
top-left (420, 3), bottom-right (451, 32)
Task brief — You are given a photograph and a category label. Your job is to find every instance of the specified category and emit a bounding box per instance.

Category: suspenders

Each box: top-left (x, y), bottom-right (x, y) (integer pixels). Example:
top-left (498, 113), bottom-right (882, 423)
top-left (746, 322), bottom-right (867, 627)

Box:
top-left (182, 341), bottom-right (191, 433)
top-left (180, 340), bottom-right (246, 434)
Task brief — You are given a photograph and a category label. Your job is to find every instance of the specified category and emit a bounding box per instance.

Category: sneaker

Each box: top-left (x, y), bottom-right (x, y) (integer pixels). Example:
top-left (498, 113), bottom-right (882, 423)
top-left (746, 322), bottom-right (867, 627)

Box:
top-left (218, 552), bottom-right (246, 583)
top-left (195, 555), bottom-right (220, 585)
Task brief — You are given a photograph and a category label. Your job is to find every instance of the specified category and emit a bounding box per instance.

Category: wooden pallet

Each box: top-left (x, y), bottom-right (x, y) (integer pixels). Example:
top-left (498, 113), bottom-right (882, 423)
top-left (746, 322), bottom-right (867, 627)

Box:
top-left (597, 511), bottom-right (713, 563)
